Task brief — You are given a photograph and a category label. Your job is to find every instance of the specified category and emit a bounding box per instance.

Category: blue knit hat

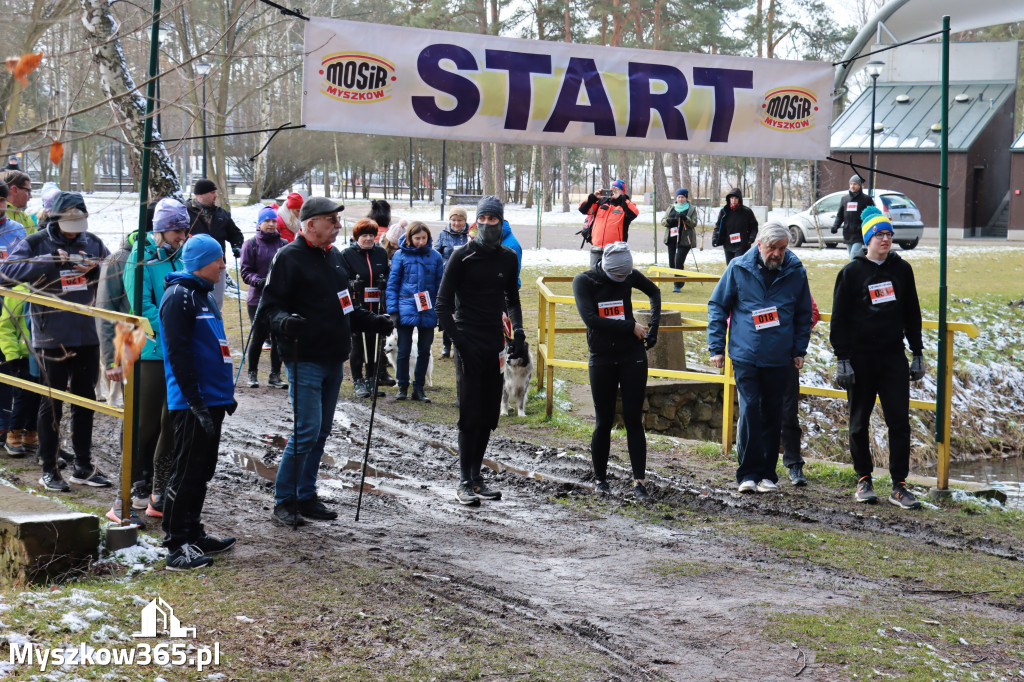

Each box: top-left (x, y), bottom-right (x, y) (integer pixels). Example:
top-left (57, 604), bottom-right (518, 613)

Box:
top-left (860, 206), bottom-right (893, 245)
top-left (257, 206), bottom-right (278, 225)
top-left (676, 188), bottom-right (688, 198)
top-left (611, 179), bottom-right (626, 192)
top-left (182, 234), bottom-right (223, 272)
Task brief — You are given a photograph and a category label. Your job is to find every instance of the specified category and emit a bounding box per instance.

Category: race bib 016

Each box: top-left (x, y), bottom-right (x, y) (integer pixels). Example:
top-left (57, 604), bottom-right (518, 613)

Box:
top-left (414, 291), bottom-right (432, 311)
top-left (847, 201), bottom-right (859, 212)
top-left (364, 287), bottom-right (380, 303)
top-left (752, 306), bottom-right (780, 330)
top-left (60, 269), bottom-right (88, 293)
top-left (598, 300), bottom-right (625, 320)
top-left (337, 289), bottom-right (354, 314)
top-left (729, 232), bottom-right (741, 244)
top-left (868, 281), bottom-right (896, 304)
top-left (218, 339), bottom-right (232, 364)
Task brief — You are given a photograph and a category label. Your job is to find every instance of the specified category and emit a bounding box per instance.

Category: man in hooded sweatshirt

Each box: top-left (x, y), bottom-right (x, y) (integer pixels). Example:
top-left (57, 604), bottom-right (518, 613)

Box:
top-left (436, 196), bottom-right (526, 506)
top-left (0, 191), bottom-right (111, 492)
top-left (832, 175), bottom-right (874, 261)
top-left (712, 188), bottom-right (758, 263)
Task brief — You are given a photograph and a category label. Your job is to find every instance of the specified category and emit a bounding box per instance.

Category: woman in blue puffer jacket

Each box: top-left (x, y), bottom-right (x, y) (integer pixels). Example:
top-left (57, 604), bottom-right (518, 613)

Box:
top-left (386, 221), bottom-right (445, 402)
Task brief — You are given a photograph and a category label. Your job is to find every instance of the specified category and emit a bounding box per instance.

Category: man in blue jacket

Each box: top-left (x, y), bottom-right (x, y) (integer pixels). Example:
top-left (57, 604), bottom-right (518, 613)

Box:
top-left (159, 234), bottom-right (238, 570)
top-left (707, 224), bottom-right (813, 492)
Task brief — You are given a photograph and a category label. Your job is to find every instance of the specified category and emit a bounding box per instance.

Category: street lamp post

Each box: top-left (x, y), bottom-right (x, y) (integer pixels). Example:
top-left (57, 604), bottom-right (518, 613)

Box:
top-left (196, 62), bottom-right (212, 179)
top-left (865, 60), bottom-right (885, 194)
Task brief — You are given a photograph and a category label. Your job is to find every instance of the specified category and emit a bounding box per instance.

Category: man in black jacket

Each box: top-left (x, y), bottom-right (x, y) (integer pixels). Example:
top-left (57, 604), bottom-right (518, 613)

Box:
top-left (712, 188), bottom-right (758, 263)
top-left (436, 196), bottom-right (526, 506)
top-left (260, 197), bottom-right (394, 526)
top-left (186, 179), bottom-right (244, 308)
top-left (831, 175), bottom-right (874, 261)
top-left (830, 207), bottom-right (924, 510)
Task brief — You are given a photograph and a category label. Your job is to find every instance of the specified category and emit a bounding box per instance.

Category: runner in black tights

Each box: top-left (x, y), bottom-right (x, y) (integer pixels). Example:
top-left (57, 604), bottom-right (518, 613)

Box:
top-left (572, 242), bottom-right (660, 501)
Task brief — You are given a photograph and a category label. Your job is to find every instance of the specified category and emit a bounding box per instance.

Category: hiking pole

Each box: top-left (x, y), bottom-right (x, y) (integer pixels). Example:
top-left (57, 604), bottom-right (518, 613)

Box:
top-left (290, 336), bottom-right (300, 530)
top-left (234, 259), bottom-right (246, 350)
top-left (355, 330), bottom-right (387, 522)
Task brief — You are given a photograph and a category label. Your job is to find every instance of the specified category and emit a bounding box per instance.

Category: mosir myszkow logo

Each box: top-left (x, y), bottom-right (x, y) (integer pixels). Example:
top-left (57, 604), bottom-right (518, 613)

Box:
top-left (319, 52), bottom-right (396, 102)
top-left (9, 596), bottom-right (220, 673)
top-left (760, 87), bottom-right (818, 131)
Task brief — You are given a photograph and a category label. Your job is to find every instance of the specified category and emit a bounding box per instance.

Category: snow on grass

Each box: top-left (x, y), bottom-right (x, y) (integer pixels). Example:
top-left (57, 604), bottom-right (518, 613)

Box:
top-left (108, 533), bottom-right (166, 575)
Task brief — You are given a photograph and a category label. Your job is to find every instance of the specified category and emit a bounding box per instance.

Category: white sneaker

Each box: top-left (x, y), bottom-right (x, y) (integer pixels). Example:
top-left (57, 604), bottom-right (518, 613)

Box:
top-left (757, 479), bottom-right (778, 493)
top-left (738, 479), bottom-right (758, 493)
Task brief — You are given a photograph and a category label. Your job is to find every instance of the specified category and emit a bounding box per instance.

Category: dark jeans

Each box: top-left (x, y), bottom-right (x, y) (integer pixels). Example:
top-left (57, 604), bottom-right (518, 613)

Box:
top-left (7, 358), bottom-right (38, 431)
top-left (396, 326), bottom-right (434, 391)
top-left (781, 363), bottom-right (804, 468)
top-left (666, 237), bottom-right (692, 279)
top-left (135, 360), bottom-right (173, 494)
top-left (162, 405), bottom-right (225, 550)
top-left (455, 339), bottom-right (504, 484)
top-left (732, 361), bottom-right (788, 484)
top-left (589, 347), bottom-right (648, 481)
top-left (724, 247), bottom-right (743, 263)
top-left (247, 304), bottom-right (280, 374)
top-left (349, 330), bottom-right (381, 381)
top-left (848, 351), bottom-right (910, 484)
top-left (37, 344), bottom-right (99, 473)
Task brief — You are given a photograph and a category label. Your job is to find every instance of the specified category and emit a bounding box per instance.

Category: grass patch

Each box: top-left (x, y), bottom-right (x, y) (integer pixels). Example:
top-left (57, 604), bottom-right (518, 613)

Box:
top-left (764, 602), bottom-right (1024, 681)
top-left (647, 559), bottom-right (722, 579)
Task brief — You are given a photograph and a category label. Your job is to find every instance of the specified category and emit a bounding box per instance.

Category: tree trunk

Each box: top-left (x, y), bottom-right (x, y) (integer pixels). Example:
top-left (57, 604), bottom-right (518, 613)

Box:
top-left (480, 142), bottom-right (494, 196)
top-left (654, 152), bottom-right (670, 213)
top-left (600, 150), bottom-right (610, 190)
top-left (541, 146), bottom-right (552, 212)
top-left (79, 0), bottom-right (180, 200)
top-left (560, 147), bottom-right (570, 212)
top-left (247, 87), bottom-right (271, 203)
top-left (524, 145), bottom-right (537, 209)
top-left (493, 142), bottom-right (506, 202)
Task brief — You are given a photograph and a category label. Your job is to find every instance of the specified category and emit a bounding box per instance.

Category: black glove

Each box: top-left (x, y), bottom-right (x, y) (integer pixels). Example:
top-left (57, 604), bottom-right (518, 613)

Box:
top-left (836, 359), bottom-right (855, 391)
top-left (390, 312), bottom-right (401, 328)
top-left (281, 314), bottom-right (308, 339)
top-left (510, 329), bottom-right (527, 359)
top-left (376, 314), bottom-right (395, 335)
top-left (587, 193), bottom-right (598, 204)
top-left (190, 403), bottom-right (215, 435)
top-left (254, 277), bottom-right (266, 289)
top-left (830, 225), bottom-right (839, 234)
top-left (225, 400), bottom-right (238, 416)
top-left (909, 355), bottom-right (925, 382)
top-left (644, 329), bottom-right (658, 350)
top-left (231, 246), bottom-right (241, 258)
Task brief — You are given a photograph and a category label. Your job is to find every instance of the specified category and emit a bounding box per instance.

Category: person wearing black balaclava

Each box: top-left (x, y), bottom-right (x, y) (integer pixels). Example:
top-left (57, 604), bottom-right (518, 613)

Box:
top-left (573, 242), bottom-right (660, 502)
top-left (436, 195), bottom-right (526, 506)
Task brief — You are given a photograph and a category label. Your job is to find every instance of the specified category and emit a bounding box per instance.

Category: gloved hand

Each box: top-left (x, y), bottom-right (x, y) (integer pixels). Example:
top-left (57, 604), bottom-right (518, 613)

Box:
top-left (510, 329), bottom-right (527, 359)
top-left (830, 225), bottom-right (839, 234)
top-left (254, 277), bottom-right (266, 289)
top-left (836, 359), bottom-right (855, 390)
top-left (225, 400), bottom-right (238, 416)
top-left (375, 314), bottom-right (395, 335)
top-left (587, 193), bottom-right (598, 203)
top-left (232, 246), bottom-right (241, 259)
top-left (190, 403), bottom-right (215, 435)
top-left (909, 355), bottom-right (925, 381)
top-left (644, 328), bottom-right (658, 350)
top-left (281, 314), bottom-right (307, 339)
top-left (390, 312), bottom-right (401, 328)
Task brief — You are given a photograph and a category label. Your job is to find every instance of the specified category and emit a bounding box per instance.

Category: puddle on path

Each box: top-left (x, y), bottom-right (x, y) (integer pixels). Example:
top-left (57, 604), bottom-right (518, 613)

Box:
top-left (948, 456), bottom-right (1024, 508)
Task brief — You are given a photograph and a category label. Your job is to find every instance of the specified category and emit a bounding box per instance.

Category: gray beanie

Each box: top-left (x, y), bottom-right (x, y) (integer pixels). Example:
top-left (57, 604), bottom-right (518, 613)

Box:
top-left (600, 241), bottom-right (632, 282)
top-left (850, 174), bottom-right (864, 185)
top-left (476, 195), bottom-right (504, 223)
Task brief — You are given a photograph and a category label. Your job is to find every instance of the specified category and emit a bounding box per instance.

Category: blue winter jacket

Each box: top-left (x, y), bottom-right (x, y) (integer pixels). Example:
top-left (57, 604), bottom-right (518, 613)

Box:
top-left (707, 247), bottom-right (812, 367)
top-left (0, 216), bottom-right (26, 258)
top-left (434, 225), bottom-right (470, 264)
top-left (501, 221), bottom-right (523, 288)
top-left (386, 234), bottom-right (445, 328)
top-left (160, 271), bottom-right (235, 410)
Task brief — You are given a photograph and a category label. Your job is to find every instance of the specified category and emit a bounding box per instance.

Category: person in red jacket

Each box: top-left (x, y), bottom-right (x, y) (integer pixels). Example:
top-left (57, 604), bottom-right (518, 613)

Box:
top-left (276, 193), bottom-right (303, 242)
top-left (578, 179), bottom-right (638, 267)
top-left (782, 290), bottom-right (820, 486)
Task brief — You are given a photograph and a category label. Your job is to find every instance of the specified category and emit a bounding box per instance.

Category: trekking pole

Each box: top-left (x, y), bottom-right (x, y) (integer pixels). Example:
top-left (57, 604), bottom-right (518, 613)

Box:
top-left (234, 260), bottom-right (246, 348)
top-left (355, 331), bottom-right (387, 521)
top-left (290, 337), bottom-right (300, 530)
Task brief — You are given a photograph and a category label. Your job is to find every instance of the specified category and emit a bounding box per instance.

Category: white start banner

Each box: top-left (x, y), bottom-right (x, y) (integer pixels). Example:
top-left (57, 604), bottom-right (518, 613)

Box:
top-left (301, 18), bottom-right (833, 160)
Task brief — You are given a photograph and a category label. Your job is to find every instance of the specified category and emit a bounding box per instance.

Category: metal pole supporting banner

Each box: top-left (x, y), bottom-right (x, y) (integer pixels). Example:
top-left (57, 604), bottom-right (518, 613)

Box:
top-left (935, 15), bottom-right (951, 487)
top-left (201, 77), bottom-right (208, 178)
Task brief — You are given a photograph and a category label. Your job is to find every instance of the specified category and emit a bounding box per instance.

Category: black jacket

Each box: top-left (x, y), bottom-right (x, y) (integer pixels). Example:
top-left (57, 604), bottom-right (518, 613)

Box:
top-left (712, 188), bottom-right (758, 251)
top-left (572, 266), bottom-right (661, 360)
top-left (186, 199), bottom-right (244, 253)
top-left (341, 242), bottom-right (390, 311)
top-left (830, 251), bottom-right (923, 360)
top-left (435, 241), bottom-right (523, 355)
top-left (260, 235), bottom-right (384, 363)
top-left (833, 190), bottom-right (875, 245)
top-left (662, 203), bottom-right (698, 246)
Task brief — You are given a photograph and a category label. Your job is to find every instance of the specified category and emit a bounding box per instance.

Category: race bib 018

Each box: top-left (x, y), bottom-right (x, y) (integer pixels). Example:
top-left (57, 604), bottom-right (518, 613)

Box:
top-left (60, 269), bottom-right (88, 293)
top-left (337, 289), bottom-right (354, 314)
top-left (218, 339), bottom-right (232, 364)
top-left (414, 291), bottom-right (432, 311)
top-left (598, 300), bottom-right (625, 320)
top-left (752, 306), bottom-right (780, 330)
top-left (364, 287), bottom-right (380, 303)
top-left (868, 281), bottom-right (896, 304)
top-left (729, 232), bottom-right (741, 244)
top-left (847, 201), bottom-right (859, 212)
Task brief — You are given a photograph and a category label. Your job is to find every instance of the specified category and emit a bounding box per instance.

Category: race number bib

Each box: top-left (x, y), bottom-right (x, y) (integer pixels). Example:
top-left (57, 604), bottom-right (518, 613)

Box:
top-left (499, 349), bottom-right (507, 373)
top-left (414, 291), bottom-right (432, 311)
top-left (218, 339), bottom-right (232, 364)
top-left (846, 201), bottom-right (859, 213)
top-left (60, 269), bottom-right (88, 293)
top-left (729, 232), bottom-right (741, 244)
top-left (598, 300), bottom-right (625, 320)
top-left (363, 287), bottom-right (380, 303)
top-left (868, 281), bottom-right (896, 304)
top-left (0, 248), bottom-right (7, 259)
top-left (669, 226), bottom-right (679, 237)
top-left (337, 289), bottom-right (354, 314)
top-left (752, 306), bottom-right (780, 330)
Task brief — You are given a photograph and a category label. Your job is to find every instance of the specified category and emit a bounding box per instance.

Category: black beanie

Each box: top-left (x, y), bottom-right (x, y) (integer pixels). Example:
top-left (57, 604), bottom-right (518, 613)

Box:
top-left (193, 178), bottom-right (217, 196)
top-left (476, 195), bottom-right (504, 223)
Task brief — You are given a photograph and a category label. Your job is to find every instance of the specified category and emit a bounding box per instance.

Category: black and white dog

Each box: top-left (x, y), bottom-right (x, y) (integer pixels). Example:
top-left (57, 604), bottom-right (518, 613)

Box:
top-left (500, 340), bottom-right (533, 418)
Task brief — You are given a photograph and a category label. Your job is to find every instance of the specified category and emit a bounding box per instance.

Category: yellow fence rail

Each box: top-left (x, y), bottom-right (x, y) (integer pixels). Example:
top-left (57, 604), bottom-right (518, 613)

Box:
top-left (0, 287), bottom-right (153, 523)
top-left (535, 268), bottom-right (980, 489)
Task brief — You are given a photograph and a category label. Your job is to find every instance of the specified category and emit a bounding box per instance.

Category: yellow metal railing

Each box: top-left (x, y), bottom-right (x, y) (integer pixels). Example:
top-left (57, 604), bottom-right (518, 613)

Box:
top-left (0, 287), bottom-right (153, 523)
top-left (535, 268), bottom-right (980, 489)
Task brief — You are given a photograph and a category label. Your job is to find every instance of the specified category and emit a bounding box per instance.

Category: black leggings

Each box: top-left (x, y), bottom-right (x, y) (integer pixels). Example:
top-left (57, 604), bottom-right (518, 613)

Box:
top-left (666, 237), bottom-right (692, 274)
top-left (589, 347), bottom-right (648, 481)
top-left (455, 335), bottom-right (504, 484)
top-left (848, 351), bottom-right (910, 483)
top-left (248, 304), bottom-right (280, 374)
